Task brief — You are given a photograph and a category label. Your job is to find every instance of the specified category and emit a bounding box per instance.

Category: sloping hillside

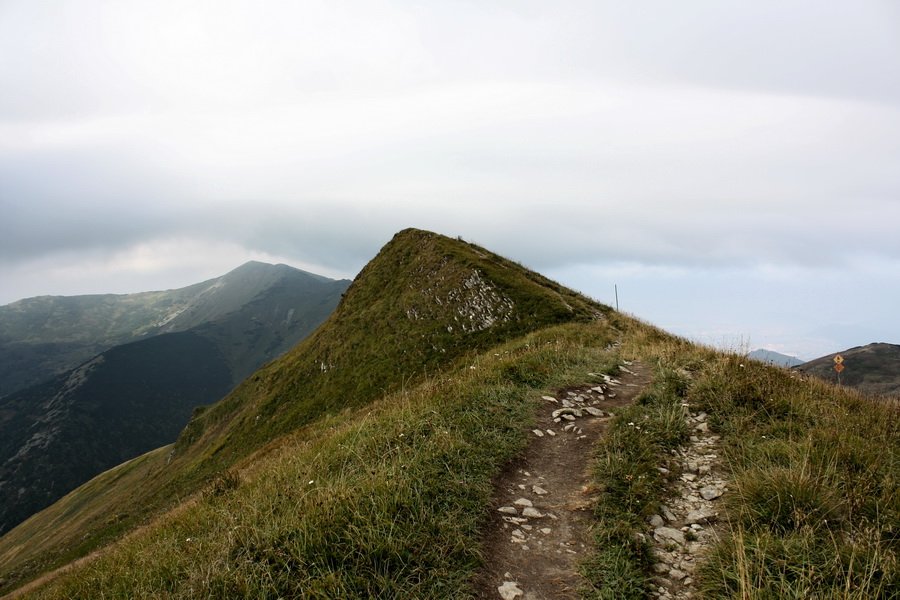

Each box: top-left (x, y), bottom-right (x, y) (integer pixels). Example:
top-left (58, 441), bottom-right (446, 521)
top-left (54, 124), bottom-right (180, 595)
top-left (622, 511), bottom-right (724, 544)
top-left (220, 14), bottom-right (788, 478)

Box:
top-left (797, 342), bottom-right (900, 398)
top-left (0, 229), bottom-right (607, 595)
top-left (0, 331), bottom-right (232, 535)
top-left (0, 263), bottom-right (349, 535)
top-left (2, 230), bottom-right (896, 599)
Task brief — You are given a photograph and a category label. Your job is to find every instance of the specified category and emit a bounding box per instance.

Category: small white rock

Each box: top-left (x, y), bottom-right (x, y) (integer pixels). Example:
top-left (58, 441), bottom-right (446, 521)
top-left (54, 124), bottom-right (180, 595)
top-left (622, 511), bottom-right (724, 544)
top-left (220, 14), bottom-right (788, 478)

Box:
top-left (498, 581), bottom-right (524, 600)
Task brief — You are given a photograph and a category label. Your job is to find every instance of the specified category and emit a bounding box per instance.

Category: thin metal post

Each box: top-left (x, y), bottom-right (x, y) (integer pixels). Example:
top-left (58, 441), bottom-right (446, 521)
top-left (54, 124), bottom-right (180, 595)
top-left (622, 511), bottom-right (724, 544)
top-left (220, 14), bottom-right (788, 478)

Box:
top-left (615, 284), bottom-right (619, 311)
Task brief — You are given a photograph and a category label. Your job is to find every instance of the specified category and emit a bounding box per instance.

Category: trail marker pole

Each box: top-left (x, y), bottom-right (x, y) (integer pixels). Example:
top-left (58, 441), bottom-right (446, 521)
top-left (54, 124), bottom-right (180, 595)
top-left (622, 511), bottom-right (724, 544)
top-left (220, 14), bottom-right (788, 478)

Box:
top-left (615, 284), bottom-right (619, 312)
top-left (833, 354), bottom-right (844, 385)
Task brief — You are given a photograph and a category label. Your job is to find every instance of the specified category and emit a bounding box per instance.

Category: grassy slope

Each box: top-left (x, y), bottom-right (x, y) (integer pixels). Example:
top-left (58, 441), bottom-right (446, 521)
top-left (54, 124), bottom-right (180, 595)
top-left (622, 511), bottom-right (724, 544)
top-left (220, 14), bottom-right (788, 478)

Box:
top-left (0, 229), bottom-right (605, 595)
top-left (19, 322), bottom-right (620, 599)
top-left (3, 230), bottom-right (898, 598)
top-left (798, 342), bottom-right (900, 399)
top-left (582, 317), bottom-right (900, 599)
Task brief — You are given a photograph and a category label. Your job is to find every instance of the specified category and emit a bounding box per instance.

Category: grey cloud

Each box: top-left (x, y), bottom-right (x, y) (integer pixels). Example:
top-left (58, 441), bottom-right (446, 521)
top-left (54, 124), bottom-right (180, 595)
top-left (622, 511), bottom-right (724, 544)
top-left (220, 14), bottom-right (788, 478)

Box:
top-left (0, 146), bottom-right (194, 260)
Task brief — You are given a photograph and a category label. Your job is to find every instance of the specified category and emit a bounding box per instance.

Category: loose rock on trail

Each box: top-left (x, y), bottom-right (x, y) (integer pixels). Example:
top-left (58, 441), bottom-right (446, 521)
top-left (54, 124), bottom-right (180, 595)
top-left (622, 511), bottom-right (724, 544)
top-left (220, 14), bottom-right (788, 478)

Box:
top-left (473, 360), bottom-right (652, 599)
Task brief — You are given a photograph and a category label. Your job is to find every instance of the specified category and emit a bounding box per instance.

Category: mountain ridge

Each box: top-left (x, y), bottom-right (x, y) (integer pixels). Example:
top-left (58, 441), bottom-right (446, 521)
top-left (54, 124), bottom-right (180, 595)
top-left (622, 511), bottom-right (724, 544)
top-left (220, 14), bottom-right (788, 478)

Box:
top-left (0, 229), bottom-right (897, 599)
top-left (0, 261), bottom-right (350, 397)
top-left (0, 228), bottom-right (608, 592)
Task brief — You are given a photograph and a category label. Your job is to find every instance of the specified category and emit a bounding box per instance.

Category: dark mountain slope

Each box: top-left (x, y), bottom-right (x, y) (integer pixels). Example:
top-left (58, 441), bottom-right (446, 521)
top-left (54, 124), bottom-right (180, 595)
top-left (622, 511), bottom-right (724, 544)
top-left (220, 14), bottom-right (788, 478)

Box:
top-left (0, 282), bottom-right (214, 397)
top-left (191, 266), bottom-right (351, 386)
top-left (0, 229), bottom-right (608, 590)
top-left (797, 342), bottom-right (900, 398)
top-left (0, 331), bottom-right (232, 535)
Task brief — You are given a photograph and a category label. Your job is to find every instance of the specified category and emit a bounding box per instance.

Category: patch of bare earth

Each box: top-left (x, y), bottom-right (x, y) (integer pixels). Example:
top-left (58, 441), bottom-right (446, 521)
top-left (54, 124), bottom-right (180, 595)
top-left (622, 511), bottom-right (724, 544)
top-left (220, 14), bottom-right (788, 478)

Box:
top-left (473, 360), bottom-right (652, 600)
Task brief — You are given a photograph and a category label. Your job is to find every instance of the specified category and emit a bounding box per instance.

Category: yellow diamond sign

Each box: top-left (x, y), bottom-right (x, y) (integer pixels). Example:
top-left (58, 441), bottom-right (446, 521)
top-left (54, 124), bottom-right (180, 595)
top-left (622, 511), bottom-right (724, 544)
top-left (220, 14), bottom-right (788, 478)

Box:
top-left (833, 354), bottom-right (844, 364)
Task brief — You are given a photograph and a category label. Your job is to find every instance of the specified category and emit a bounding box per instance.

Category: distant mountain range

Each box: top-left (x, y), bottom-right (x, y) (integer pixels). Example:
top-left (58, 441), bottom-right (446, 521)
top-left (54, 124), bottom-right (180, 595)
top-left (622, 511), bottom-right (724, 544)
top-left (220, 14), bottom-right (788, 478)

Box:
top-left (0, 262), bottom-right (350, 535)
top-left (747, 349), bottom-right (804, 368)
top-left (0, 261), bottom-right (348, 397)
top-left (796, 342), bottom-right (900, 398)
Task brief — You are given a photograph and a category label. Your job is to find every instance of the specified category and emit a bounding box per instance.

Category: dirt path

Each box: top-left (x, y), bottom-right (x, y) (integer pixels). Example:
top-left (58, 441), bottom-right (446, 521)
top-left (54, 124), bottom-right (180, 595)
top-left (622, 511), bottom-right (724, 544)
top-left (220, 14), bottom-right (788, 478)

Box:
top-left (473, 361), bottom-right (652, 599)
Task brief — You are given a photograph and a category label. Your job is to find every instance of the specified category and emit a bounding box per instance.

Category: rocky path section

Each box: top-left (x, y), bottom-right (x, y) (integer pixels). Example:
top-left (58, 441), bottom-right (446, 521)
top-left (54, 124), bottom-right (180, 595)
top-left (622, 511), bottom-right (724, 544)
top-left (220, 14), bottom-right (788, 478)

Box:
top-left (473, 361), bottom-right (652, 600)
top-left (644, 405), bottom-right (727, 599)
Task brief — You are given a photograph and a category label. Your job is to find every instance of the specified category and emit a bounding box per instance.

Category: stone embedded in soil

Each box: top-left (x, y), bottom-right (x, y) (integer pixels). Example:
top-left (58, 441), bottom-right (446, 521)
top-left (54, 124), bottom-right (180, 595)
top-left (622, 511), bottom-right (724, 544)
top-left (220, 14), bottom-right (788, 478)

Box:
top-left (654, 527), bottom-right (686, 545)
top-left (503, 516), bottom-right (527, 524)
top-left (497, 506), bottom-right (518, 515)
top-left (522, 507), bottom-right (545, 518)
top-left (531, 429), bottom-right (545, 437)
top-left (498, 581), bottom-right (524, 600)
top-left (700, 486), bottom-right (724, 500)
top-left (649, 514), bottom-right (665, 527)
top-left (533, 485), bottom-right (549, 495)
top-left (513, 498), bottom-right (533, 507)
top-left (686, 509), bottom-right (718, 525)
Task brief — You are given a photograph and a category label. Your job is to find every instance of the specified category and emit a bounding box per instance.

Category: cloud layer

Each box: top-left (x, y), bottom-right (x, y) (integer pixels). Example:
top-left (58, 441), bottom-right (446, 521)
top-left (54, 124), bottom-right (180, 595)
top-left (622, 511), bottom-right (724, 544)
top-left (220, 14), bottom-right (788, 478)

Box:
top-left (2, 0), bottom-right (899, 357)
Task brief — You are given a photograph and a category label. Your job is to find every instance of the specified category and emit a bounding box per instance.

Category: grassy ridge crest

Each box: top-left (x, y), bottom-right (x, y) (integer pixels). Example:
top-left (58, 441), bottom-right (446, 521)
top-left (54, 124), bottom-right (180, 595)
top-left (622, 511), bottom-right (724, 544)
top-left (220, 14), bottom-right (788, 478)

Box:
top-left (0, 229), bottom-right (608, 595)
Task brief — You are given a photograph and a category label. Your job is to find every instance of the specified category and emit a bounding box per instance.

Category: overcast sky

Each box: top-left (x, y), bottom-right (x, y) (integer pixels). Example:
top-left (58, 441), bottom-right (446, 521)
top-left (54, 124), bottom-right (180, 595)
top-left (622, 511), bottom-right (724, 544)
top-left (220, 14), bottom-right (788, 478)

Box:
top-left (2, 0), bottom-right (899, 360)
